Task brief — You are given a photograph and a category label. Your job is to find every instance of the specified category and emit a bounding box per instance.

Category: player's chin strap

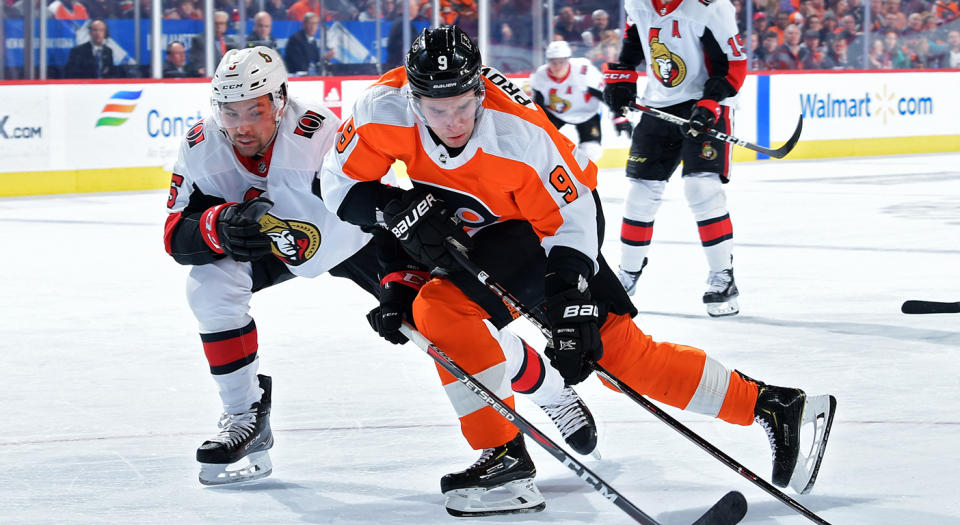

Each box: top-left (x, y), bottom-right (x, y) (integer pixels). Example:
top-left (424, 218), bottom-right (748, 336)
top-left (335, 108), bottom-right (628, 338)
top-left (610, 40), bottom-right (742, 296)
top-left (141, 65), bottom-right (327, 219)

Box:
top-left (398, 320), bottom-right (748, 525)
top-left (444, 242), bottom-right (833, 525)
top-left (627, 102), bottom-right (803, 160)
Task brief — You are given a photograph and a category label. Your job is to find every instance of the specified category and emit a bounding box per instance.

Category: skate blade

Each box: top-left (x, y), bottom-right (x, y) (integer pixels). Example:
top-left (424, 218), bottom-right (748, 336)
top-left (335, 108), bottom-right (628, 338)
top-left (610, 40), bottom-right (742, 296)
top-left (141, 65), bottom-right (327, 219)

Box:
top-left (444, 478), bottom-right (545, 517)
top-left (788, 394), bottom-right (837, 494)
top-left (199, 450), bottom-right (273, 486)
top-left (706, 297), bottom-right (739, 317)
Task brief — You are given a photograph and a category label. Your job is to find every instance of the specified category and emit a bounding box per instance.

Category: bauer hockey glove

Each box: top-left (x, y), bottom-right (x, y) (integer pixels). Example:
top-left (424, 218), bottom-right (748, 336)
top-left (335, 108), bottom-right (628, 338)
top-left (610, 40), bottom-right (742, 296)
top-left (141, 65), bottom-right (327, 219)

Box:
top-left (383, 192), bottom-right (473, 271)
top-left (544, 270), bottom-right (603, 385)
top-left (201, 197), bottom-right (274, 262)
top-left (366, 268), bottom-right (430, 345)
top-left (684, 99), bottom-right (721, 138)
top-left (602, 63), bottom-right (639, 115)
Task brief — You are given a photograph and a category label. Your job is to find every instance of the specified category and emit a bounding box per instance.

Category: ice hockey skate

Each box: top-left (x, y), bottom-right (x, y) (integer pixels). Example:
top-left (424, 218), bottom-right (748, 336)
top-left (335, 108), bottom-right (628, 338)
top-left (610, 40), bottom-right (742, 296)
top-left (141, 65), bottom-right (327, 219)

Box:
top-left (440, 433), bottom-right (545, 517)
top-left (703, 268), bottom-right (739, 317)
top-left (537, 386), bottom-right (598, 457)
top-left (197, 374), bottom-right (274, 486)
top-left (617, 257), bottom-right (648, 296)
top-left (753, 379), bottom-right (837, 494)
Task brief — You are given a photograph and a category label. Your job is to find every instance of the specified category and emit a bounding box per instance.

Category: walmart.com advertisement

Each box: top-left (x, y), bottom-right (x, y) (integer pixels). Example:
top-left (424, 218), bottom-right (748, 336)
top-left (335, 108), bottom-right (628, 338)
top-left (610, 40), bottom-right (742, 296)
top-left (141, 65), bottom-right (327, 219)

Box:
top-left (768, 72), bottom-right (960, 142)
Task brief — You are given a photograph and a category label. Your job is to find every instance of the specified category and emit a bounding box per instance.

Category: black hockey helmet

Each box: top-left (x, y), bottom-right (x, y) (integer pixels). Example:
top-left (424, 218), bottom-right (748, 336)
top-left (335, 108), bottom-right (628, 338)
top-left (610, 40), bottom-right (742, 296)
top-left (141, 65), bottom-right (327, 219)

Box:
top-left (405, 25), bottom-right (483, 99)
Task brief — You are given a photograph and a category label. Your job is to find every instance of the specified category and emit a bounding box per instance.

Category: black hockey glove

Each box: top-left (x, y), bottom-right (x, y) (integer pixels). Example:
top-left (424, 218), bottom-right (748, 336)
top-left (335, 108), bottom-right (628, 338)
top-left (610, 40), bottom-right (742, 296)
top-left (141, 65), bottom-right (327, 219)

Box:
top-left (366, 268), bottom-right (430, 345)
top-left (201, 197), bottom-right (274, 262)
top-left (684, 99), bottom-right (721, 138)
top-left (612, 114), bottom-right (634, 138)
top-left (543, 271), bottom-right (603, 385)
top-left (602, 62), bottom-right (639, 115)
top-left (382, 192), bottom-right (473, 271)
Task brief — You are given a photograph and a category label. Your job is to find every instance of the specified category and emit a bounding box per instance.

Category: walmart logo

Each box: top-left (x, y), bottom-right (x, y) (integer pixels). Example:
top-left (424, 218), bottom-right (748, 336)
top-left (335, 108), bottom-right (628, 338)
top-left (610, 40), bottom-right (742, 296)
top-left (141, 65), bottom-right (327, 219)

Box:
top-left (798, 84), bottom-right (933, 124)
top-left (96, 90), bottom-right (143, 127)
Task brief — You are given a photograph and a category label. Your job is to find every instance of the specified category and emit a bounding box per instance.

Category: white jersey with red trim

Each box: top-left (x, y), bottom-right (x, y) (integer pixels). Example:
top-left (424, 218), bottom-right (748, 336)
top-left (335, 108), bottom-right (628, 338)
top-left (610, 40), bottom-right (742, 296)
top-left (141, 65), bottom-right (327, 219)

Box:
top-left (625, 0), bottom-right (746, 108)
top-left (169, 97), bottom-right (370, 278)
top-left (528, 58), bottom-right (604, 124)
top-left (321, 66), bottom-right (601, 271)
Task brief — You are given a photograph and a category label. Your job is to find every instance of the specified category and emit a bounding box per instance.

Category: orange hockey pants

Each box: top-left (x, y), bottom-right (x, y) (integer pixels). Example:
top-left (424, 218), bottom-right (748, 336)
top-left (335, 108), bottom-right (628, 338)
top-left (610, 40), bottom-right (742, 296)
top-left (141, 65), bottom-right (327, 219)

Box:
top-left (412, 277), bottom-right (758, 450)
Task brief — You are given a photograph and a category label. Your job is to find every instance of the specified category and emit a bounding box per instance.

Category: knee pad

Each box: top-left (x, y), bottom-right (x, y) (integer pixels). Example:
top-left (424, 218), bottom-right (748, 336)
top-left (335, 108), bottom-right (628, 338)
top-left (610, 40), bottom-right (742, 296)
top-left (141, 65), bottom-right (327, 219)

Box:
top-left (578, 141), bottom-right (603, 163)
top-left (623, 178), bottom-right (666, 220)
top-left (683, 172), bottom-right (727, 218)
top-left (187, 259), bottom-right (254, 333)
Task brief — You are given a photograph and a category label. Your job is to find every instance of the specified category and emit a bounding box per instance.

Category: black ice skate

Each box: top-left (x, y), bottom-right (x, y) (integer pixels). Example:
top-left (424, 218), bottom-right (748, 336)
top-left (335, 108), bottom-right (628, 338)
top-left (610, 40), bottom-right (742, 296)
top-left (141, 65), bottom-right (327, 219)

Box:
top-left (538, 386), bottom-right (598, 457)
top-left (703, 268), bottom-right (739, 317)
top-left (440, 433), bottom-right (545, 517)
top-left (752, 376), bottom-right (837, 494)
top-left (197, 374), bottom-right (274, 485)
top-left (617, 257), bottom-right (648, 296)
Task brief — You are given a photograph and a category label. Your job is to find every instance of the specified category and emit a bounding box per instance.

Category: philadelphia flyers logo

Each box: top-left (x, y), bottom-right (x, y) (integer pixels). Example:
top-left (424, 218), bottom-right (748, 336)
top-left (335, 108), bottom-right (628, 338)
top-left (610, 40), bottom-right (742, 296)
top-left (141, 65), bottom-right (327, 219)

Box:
top-left (414, 182), bottom-right (499, 228)
top-left (294, 110), bottom-right (325, 138)
top-left (186, 120), bottom-right (205, 148)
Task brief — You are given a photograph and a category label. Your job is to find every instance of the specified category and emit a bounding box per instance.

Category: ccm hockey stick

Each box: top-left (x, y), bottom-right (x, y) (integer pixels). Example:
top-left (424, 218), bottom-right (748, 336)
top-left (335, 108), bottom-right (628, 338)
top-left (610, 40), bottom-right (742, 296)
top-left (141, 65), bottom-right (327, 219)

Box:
top-left (398, 322), bottom-right (748, 525)
top-left (629, 102), bottom-right (803, 159)
top-left (446, 247), bottom-right (833, 525)
top-left (901, 300), bottom-right (960, 314)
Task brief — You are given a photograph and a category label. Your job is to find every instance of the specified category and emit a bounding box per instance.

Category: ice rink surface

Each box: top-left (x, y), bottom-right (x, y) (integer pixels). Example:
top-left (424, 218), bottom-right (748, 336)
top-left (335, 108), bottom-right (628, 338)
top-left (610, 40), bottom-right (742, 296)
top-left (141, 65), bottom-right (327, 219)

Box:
top-left (2, 153), bottom-right (958, 524)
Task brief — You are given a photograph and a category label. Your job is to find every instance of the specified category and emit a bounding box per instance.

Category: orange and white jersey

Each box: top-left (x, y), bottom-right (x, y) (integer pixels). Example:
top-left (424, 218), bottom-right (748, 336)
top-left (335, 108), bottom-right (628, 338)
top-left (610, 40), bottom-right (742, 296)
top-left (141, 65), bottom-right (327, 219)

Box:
top-left (528, 57), bottom-right (604, 124)
top-left (321, 66), bottom-right (601, 269)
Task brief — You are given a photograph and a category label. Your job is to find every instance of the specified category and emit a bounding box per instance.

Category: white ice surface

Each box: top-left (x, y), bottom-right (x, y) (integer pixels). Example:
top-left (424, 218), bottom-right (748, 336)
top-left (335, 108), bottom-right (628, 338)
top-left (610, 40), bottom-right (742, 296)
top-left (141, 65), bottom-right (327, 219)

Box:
top-left (2, 153), bottom-right (958, 524)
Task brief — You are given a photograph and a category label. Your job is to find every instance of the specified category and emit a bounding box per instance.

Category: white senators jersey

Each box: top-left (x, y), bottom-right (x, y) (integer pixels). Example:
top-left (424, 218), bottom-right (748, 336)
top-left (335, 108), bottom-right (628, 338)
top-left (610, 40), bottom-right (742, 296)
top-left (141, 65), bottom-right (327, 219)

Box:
top-left (168, 97), bottom-right (371, 278)
top-left (624, 0), bottom-right (746, 108)
top-left (528, 57), bottom-right (604, 124)
top-left (321, 66), bottom-right (601, 271)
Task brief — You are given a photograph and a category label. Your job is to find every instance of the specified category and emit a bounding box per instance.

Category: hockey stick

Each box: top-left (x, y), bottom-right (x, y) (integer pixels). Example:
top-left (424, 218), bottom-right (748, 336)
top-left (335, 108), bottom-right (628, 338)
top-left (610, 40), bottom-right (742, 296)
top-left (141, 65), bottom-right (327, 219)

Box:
top-left (901, 300), bottom-right (960, 314)
top-left (445, 247), bottom-right (833, 525)
top-left (398, 322), bottom-right (747, 525)
top-left (629, 102), bottom-right (803, 160)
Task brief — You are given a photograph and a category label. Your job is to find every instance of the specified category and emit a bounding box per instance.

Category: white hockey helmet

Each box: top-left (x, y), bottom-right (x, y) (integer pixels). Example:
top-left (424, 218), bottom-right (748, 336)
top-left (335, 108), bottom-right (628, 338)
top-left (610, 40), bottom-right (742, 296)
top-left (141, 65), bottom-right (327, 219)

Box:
top-left (545, 40), bottom-right (572, 59)
top-left (210, 46), bottom-right (288, 127)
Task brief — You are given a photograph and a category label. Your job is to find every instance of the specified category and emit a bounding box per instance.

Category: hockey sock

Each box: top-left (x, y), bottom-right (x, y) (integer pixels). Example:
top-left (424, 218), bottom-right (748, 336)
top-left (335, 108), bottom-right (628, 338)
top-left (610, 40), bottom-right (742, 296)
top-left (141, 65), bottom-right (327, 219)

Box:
top-left (620, 179), bottom-right (665, 272)
top-left (201, 320), bottom-right (262, 413)
top-left (684, 173), bottom-right (733, 271)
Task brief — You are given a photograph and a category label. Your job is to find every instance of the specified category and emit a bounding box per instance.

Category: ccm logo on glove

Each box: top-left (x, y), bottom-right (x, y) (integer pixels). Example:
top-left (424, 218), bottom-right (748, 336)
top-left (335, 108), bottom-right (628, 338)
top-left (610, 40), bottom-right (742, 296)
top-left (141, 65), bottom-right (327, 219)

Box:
top-left (564, 304), bottom-right (599, 318)
top-left (390, 193), bottom-right (438, 240)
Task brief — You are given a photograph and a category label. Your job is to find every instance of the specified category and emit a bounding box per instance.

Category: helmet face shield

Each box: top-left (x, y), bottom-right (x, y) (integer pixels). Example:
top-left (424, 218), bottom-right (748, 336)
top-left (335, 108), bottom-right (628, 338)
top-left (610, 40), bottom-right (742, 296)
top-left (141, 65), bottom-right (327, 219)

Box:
top-left (407, 84), bottom-right (485, 129)
top-left (210, 46), bottom-right (288, 128)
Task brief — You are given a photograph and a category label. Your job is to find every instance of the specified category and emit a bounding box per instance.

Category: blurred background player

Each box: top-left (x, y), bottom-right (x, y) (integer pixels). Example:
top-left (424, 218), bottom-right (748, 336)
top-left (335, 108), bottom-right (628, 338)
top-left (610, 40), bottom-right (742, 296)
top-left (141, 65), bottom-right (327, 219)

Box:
top-left (321, 25), bottom-right (835, 516)
top-left (603, 0), bottom-right (746, 317)
top-left (163, 47), bottom-right (597, 486)
top-left (528, 40), bottom-right (627, 163)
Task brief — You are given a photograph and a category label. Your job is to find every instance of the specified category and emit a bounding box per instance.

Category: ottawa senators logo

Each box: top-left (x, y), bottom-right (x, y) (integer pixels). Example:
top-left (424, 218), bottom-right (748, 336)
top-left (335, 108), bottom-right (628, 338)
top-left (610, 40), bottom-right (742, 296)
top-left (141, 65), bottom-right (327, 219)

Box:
top-left (648, 29), bottom-right (686, 88)
top-left (548, 89), bottom-right (571, 113)
top-left (294, 110), bottom-right (325, 138)
top-left (258, 214), bottom-right (321, 266)
top-left (186, 120), bottom-right (205, 148)
top-left (700, 142), bottom-right (718, 160)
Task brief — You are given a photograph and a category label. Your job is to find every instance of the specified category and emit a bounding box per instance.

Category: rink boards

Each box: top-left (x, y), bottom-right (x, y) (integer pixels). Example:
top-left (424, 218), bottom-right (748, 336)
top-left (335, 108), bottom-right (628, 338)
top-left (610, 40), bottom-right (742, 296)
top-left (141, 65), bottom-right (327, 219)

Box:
top-left (0, 70), bottom-right (958, 196)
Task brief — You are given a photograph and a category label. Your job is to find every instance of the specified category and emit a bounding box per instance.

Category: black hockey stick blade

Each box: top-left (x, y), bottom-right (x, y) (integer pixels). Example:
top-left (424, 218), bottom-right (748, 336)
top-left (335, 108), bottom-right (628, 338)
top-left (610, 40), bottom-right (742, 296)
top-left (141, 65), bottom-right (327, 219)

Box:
top-left (691, 491), bottom-right (748, 525)
top-left (901, 300), bottom-right (960, 314)
top-left (765, 115), bottom-right (803, 159)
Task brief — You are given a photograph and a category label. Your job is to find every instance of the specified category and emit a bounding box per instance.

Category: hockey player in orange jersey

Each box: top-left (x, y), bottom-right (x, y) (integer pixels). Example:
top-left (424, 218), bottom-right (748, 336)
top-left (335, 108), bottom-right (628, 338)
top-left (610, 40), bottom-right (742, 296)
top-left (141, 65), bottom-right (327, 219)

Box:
top-left (320, 25), bottom-right (836, 517)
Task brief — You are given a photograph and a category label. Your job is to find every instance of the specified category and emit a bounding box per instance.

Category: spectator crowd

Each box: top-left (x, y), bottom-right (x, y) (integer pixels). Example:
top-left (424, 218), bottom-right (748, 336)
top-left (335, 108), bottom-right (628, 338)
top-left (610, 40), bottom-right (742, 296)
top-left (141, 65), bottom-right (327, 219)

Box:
top-left (2, 0), bottom-right (959, 79)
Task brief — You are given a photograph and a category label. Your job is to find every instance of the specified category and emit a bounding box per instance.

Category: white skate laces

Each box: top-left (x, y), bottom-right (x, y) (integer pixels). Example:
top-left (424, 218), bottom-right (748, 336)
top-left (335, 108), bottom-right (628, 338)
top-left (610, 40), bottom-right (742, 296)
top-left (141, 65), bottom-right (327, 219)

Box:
top-left (541, 388), bottom-right (589, 439)
top-left (209, 410), bottom-right (258, 448)
top-left (706, 269), bottom-right (733, 293)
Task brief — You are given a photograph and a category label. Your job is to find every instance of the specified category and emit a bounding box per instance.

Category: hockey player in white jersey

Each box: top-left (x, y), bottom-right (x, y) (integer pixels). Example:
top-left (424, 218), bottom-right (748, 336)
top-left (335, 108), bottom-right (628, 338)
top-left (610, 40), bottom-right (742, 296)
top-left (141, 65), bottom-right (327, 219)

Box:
top-left (528, 40), bottom-right (630, 163)
top-left (163, 46), bottom-right (598, 486)
top-left (603, 0), bottom-right (746, 316)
